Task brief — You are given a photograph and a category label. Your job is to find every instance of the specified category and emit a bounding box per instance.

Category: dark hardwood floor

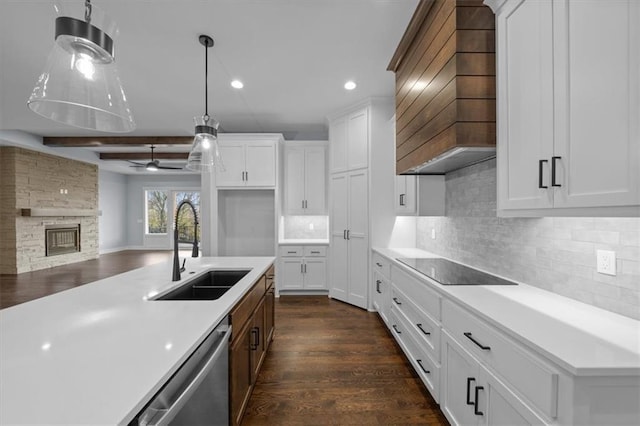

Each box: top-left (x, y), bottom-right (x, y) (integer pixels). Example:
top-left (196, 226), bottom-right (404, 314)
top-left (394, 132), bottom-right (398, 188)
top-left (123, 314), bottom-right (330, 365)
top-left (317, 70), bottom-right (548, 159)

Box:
top-left (0, 253), bottom-right (448, 425)
top-left (0, 250), bottom-right (172, 308)
top-left (243, 296), bottom-right (448, 425)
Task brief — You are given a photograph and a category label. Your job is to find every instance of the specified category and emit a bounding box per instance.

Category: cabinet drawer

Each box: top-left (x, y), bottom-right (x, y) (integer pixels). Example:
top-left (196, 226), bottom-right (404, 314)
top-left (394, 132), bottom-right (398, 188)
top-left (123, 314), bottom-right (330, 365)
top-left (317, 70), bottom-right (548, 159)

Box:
top-left (230, 276), bottom-right (267, 340)
top-left (442, 300), bottom-right (559, 419)
top-left (279, 246), bottom-right (303, 257)
top-left (303, 246), bottom-right (326, 257)
top-left (390, 284), bottom-right (440, 362)
top-left (392, 265), bottom-right (441, 321)
top-left (390, 307), bottom-right (440, 402)
top-left (372, 252), bottom-right (391, 279)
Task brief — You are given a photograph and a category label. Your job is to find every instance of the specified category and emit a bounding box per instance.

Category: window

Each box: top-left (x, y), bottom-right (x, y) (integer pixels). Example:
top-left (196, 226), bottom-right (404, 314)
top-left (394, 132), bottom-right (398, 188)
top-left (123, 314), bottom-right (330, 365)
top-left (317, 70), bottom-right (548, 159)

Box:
top-left (146, 190), bottom-right (168, 234)
top-left (175, 191), bottom-right (201, 244)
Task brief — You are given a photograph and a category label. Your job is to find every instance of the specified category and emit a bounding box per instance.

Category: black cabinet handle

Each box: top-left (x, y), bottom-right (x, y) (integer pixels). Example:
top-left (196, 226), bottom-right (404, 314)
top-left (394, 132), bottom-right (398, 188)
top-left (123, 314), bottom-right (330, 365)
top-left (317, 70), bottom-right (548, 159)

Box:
top-left (393, 297), bottom-right (401, 305)
top-left (343, 230), bottom-right (347, 240)
top-left (474, 385), bottom-right (484, 416)
top-left (552, 156), bottom-right (562, 187)
top-left (311, 251), bottom-right (320, 254)
top-left (376, 280), bottom-right (381, 294)
top-left (538, 159), bottom-right (548, 189)
top-left (287, 251), bottom-right (297, 254)
top-left (304, 263), bottom-right (307, 274)
top-left (416, 359), bottom-right (430, 374)
top-left (466, 378), bottom-right (475, 405)
top-left (416, 323), bottom-right (430, 336)
top-left (464, 332), bottom-right (491, 350)
top-left (346, 230), bottom-right (350, 240)
top-left (376, 262), bottom-right (382, 267)
top-left (245, 171), bottom-right (249, 181)
top-left (392, 325), bottom-right (401, 334)
top-left (399, 193), bottom-right (406, 206)
top-left (250, 328), bottom-right (258, 350)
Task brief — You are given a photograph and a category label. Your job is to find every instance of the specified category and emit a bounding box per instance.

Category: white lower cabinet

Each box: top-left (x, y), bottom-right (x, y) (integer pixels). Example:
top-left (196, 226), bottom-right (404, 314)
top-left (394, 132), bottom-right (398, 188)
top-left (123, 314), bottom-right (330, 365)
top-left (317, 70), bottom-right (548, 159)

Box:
top-left (441, 330), bottom-right (546, 426)
top-left (279, 245), bottom-right (327, 291)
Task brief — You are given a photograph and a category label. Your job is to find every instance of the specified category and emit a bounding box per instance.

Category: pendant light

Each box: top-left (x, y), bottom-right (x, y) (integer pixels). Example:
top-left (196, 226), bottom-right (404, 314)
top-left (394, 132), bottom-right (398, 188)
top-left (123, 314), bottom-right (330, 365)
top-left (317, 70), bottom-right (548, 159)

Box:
top-left (186, 35), bottom-right (224, 172)
top-left (27, 0), bottom-right (135, 133)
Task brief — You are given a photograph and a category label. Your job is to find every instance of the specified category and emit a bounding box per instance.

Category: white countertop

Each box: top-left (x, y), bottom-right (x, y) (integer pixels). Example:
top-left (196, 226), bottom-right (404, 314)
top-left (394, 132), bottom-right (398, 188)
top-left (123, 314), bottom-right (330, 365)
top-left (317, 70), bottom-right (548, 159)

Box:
top-left (0, 256), bottom-right (274, 425)
top-left (374, 247), bottom-right (640, 376)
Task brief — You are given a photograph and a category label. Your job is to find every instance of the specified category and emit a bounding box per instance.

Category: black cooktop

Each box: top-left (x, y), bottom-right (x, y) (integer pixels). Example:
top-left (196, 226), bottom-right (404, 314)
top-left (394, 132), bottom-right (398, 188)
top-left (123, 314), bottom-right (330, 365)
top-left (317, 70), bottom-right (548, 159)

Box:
top-left (396, 258), bottom-right (517, 286)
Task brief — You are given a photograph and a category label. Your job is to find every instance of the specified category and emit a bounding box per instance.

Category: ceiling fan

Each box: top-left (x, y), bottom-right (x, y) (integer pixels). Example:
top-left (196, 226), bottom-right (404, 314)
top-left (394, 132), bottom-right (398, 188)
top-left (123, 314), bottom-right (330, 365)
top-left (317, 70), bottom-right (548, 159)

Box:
top-left (129, 146), bottom-right (183, 171)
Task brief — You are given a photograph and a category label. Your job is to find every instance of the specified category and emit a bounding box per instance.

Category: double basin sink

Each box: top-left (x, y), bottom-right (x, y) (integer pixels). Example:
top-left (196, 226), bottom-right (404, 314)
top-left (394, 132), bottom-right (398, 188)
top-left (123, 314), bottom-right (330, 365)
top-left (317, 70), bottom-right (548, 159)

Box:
top-left (154, 270), bottom-right (250, 301)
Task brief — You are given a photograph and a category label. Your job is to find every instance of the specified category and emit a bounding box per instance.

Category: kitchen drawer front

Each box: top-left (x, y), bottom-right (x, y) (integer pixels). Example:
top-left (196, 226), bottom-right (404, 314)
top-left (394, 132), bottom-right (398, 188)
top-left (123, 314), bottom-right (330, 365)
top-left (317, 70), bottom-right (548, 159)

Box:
top-left (442, 300), bottom-right (559, 419)
top-left (390, 284), bottom-right (440, 362)
top-left (390, 307), bottom-right (440, 402)
top-left (392, 265), bottom-right (441, 321)
top-left (230, 275), bottom-right (267, 342)
top-left (303, 246), bottom-right (327, 257)
top-left (279, 246), bottom-right (303, 257)
top-left (372, 252), bottom-right (391, 280)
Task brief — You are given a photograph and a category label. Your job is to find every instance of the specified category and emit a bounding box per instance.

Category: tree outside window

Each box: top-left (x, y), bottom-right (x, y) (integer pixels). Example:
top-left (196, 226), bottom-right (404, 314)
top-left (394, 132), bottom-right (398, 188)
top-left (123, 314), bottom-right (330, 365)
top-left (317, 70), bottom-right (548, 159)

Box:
top-left (146, 190), bottom-right (168, 234)
top-left (175, 191), bottom-right (201, 244)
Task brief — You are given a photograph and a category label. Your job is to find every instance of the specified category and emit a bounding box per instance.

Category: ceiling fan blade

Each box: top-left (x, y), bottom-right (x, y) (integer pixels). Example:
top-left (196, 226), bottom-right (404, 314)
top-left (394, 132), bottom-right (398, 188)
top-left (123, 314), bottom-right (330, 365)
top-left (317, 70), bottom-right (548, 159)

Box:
top-left (127, 160), bottom-right (145, 167)
top-left (158, 165), bottom-right (184, 170)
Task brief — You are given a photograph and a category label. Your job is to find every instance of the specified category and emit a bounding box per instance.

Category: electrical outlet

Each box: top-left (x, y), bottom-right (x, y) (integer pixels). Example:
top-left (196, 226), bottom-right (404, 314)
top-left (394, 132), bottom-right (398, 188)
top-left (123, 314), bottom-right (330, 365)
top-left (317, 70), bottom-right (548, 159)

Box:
top-left (431, 228), bottom-right (436, 239)
top-left (596, 250), bottom-right (616, 276)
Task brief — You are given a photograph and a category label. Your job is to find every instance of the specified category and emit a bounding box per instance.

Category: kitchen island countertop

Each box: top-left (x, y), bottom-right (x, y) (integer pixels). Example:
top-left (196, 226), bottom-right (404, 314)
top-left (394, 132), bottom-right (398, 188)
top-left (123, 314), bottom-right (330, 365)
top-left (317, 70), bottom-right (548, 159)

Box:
top-left (374, 247), bottom-right (640, 377)
top-left (0, 256), bottom-right (274, 425)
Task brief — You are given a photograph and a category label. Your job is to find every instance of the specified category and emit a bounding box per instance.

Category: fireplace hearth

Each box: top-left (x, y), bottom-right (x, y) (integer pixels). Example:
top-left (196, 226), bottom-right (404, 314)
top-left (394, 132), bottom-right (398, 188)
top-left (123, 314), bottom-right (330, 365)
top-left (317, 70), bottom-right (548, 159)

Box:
top-left (45, 225), bottom-right (80, 256)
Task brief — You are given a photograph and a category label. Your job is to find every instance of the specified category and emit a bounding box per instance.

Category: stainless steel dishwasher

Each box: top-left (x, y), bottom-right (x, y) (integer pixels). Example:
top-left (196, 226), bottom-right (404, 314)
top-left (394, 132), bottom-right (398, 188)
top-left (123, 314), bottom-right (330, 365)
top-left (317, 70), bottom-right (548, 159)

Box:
top-left (131, 318), bottom-right (231, 426)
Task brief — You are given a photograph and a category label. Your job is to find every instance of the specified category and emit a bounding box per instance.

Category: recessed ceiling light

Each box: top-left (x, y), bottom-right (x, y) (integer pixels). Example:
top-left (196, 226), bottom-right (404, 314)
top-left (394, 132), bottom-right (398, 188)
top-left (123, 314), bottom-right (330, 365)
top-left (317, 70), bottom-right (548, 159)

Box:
top-left (344, 81), bottom-right (357, 90)
top-left (231, 80), bottom-right (244, 89)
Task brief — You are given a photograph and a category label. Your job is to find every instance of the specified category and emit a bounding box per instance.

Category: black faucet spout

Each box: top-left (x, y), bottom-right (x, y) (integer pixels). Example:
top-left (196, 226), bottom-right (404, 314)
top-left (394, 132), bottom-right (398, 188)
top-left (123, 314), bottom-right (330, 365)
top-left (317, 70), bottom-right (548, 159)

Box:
top-left (172, 200), bottom-right (199, 281)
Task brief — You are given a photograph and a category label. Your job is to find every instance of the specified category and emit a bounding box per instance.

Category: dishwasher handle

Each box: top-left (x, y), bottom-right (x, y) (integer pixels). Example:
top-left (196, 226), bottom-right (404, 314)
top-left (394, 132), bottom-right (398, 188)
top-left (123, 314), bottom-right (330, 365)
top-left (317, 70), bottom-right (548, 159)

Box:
top-left (139, 325), bottom-right (231, 426)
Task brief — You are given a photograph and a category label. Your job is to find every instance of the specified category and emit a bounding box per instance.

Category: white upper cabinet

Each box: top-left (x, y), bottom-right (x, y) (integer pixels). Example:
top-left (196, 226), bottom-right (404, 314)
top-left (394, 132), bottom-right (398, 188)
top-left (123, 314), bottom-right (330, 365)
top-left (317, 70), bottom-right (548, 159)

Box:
top-left (216, 138), bottom-right (277, 188)
top-left (489, 0), bottom-right (639, 216)
top-left (284, 143), bottom-right (327, 215)
top-left (395, 175), bottom-right (417, 215)
top-left (329, 107), bottom-right (369, 173)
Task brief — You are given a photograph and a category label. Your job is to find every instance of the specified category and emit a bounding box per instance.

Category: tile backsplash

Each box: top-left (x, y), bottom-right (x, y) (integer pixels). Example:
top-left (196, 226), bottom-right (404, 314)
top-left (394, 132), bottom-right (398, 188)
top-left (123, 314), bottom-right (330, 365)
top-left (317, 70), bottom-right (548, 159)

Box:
top-left (416, 159), bottom-right (640, 320)
top-left (281, 216), bottom-right (329, 240)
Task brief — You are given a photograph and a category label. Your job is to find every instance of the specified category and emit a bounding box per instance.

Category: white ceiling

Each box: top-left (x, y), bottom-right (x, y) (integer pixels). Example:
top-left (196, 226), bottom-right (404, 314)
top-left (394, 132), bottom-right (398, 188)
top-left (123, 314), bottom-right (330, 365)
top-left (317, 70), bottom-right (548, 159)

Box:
top-left (0, 0), bottom-right (417, 173)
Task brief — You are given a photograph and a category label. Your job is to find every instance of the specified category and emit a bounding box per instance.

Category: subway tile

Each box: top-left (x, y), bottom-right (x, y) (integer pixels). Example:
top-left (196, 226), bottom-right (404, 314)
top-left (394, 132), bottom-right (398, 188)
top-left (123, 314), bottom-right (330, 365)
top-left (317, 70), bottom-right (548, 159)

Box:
top-left (571, 229), bottom-right (620, 245)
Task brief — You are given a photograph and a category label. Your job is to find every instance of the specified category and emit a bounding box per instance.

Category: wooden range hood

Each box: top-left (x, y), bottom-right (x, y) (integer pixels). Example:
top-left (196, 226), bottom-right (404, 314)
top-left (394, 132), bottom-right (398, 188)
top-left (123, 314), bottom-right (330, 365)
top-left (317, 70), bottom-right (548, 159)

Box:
top-left (388, 0), bottom-right (496, 174)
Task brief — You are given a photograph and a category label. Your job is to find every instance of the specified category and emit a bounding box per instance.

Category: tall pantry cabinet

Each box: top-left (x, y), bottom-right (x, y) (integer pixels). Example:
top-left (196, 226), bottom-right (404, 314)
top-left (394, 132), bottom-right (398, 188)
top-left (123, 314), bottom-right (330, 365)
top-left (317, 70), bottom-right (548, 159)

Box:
top-left (328, 99), bottom-right (395, 310)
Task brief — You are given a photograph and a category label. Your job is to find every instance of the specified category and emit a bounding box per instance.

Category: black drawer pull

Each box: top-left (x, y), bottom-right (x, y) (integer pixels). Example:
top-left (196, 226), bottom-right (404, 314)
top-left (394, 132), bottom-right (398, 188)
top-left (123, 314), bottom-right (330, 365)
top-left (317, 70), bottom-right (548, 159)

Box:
top-left (392, 325), bottom-right (401, 334)
top-left (552, 156), bottom-right (562, 187)
top-left (474, 385), bottom-right (484, 416)
top-left (310, 251), bottom-right (320, 254)
top-left (538, 159), bottom-right (548, 189)
top-left (416, 359), bottom-right (430, 374)
top-left (376, 262), bottom-right (382, 267)
top-left (464, 332), bottom-right (491, 350)
top-left (466, 377), bottom-right (475, 405)
top-left (250, 328), bottom-right (259, 350)
top-left (376, 280), bottom-right (381, 294)
top-left (392, 297), bottom-right (401, 305)
top-left (416, 323), bottom-right (430, 336)
top-left (287, 251), bottom-right (297, 254)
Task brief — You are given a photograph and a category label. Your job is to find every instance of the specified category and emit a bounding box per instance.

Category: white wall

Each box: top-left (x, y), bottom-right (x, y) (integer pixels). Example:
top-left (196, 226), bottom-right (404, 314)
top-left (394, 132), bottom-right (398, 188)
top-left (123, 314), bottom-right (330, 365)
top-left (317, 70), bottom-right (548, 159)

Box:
top-left (126, 174), bottom-right (201, 248)
top-left (98, 170), bottom-right (128, 253)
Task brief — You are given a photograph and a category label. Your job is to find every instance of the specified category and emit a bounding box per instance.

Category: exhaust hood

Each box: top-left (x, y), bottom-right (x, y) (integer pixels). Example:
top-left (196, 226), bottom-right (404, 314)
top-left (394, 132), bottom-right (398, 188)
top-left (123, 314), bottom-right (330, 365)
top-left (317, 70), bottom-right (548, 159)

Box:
top-left (403, 146), bottom-right (496, 175)
top-left (389, 0), bottom-right (496, 175)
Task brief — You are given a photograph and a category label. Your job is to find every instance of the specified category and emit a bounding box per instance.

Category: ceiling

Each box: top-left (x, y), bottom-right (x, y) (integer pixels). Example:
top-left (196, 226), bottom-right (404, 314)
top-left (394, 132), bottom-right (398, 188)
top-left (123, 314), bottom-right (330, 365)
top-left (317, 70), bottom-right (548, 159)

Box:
top-left (0, 0), bottom-right (417, 174)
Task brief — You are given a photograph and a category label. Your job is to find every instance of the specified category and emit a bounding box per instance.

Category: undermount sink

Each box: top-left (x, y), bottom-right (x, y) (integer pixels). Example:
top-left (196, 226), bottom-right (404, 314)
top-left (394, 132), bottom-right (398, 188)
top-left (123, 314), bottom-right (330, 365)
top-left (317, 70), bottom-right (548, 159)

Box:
top-left (154, 270), bottom-right (251, 301)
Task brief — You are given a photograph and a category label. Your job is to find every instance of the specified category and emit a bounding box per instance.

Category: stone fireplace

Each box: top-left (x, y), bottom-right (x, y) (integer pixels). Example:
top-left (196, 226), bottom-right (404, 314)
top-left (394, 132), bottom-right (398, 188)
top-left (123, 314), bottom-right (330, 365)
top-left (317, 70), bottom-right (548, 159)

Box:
top-left (45, 224), bottom-right (81, 256)
top-left (0, 146), bottom-right (99, 274)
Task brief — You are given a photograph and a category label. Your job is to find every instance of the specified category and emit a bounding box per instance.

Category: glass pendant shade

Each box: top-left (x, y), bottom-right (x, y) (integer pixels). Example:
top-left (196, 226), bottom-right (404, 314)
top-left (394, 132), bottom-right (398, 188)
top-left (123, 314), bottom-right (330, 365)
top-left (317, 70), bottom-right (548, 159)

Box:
top-left (27, 1), bottom-right (135, 133)
top-left (186, 116), bottom-right (224, 172)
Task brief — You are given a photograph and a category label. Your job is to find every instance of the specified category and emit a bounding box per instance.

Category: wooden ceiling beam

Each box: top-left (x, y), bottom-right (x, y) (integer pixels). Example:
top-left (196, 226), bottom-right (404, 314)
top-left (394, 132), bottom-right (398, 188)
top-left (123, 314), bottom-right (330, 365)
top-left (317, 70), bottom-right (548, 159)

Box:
top-left (99, 152), bottom-right (189, 161)
top-left (43, 136), bottom-right (193, 147)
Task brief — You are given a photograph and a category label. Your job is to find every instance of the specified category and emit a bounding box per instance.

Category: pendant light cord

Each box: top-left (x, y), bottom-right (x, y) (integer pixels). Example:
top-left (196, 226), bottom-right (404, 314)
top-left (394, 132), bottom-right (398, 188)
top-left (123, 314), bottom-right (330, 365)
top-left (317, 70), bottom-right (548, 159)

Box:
top-left (204, 40), bottom-right (209, 118)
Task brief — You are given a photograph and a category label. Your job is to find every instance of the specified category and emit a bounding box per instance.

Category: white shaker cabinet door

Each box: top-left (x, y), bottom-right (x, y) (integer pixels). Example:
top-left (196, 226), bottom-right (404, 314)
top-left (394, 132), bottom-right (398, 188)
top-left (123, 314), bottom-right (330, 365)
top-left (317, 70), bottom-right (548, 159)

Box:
top-left (330, 173), bottom-right (349, 302)
top-left (347, 169), bottom-right (368, 309)
top-left (304, 147), bottom-right (326, 214)
top-left (441, 332), bottom-right (481, 426)
top-left (245, 143), bottom-right (275, 187)
top-left (280, 258), bottom-right (304, 290)
top-left (496, 0), bottom-right (555, 211)
top-left (304, 258), bottom-right (327, 290)
top-left (330, 116), bottom-right (348, 173)
top-left (285, 148), bottom-right (306, 214)
top-left (216, 144), bottom-right (245, 187)
top-left (347, 108), bottom-right (369, 171)
top-left (552, 0), bottom-right (639, 208)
